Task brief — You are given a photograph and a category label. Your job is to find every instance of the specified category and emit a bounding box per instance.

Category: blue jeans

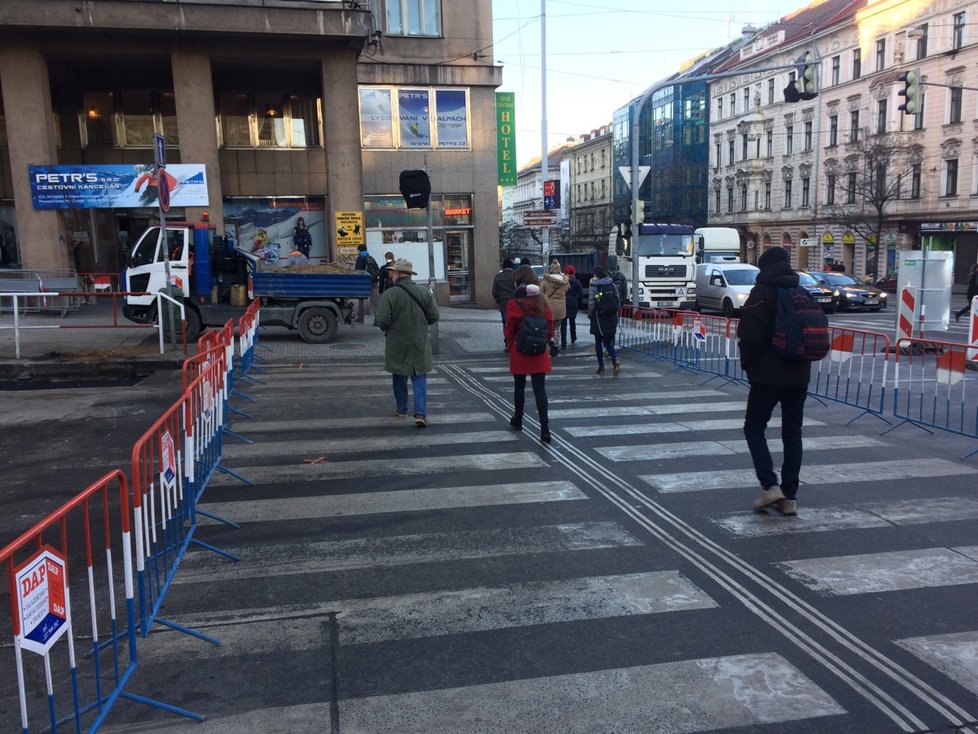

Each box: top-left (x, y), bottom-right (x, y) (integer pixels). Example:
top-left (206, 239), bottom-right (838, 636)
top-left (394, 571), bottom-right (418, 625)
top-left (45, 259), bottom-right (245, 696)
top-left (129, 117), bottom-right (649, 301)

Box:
top-left (594, 334), bottom-right (617, 369)
top-left (743, 384), bottom-right (807, 499)
top-left (393, 374), bottom-right (428, 417)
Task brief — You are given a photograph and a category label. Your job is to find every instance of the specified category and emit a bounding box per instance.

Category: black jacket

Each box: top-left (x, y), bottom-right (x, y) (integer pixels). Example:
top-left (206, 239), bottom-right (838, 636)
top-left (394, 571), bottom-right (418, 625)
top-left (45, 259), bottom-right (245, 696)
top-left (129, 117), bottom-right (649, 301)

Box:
top-left (736, 261), bottom-right (812, 386)
top-left (565, 276), bottom-right (583, 316)
top-left (492, 268), bottom-right (516, 311)
top-left (967, 271), bottom-right (978, 300)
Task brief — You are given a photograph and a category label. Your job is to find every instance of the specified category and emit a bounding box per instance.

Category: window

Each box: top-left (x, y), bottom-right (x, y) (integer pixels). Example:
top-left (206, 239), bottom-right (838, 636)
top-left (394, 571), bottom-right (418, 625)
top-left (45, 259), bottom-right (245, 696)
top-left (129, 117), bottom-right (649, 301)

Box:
top-left (953, 12), bottom-right (965, 50)
top-left (949, 87), bottom-right (962, 123)
top-left (717, 97), bottom-right (724, 119)
top-left (785, 124), bottom-right (793, 154)
top-left (82, 92), bottom-right (116, 146)
top-left (741, 133), bottom-right (749, 160)
top-left (875, 38), bottom-right (886, 72)
top-left (829, 114), bottom-right (838, 146)
top-left (831, 56), bottom-right (840, 86)
top-left (784, 179), bottom-right (793, 208)
top-left (358, 86), bottom-right (469, 149)
top-left (590, 153), bottom-right (595, 171)
top-left (590, 181), bottom-right (595, 200)
top-left (915, 23), bottom-right (928, 59)
top-left (826, 173), bottom-right (836, 204)
top-left (852, 48), bottom-right (861, 80)
top-left (729, 93), bottom-right (736, 116)
top-left (766, 131), bottom-right (773, 158)
top-left (849, 110), bottom-right (860, 143)
top-left (600, 179), bottom-right (606, 199)
top-left (764, 182), bottom-right (771, 210)
top-left (804, 121), bottom-right (813, 151)
top-left (910, 163), bottom-right (921, 198)
top-left (767, 78), bottom-right (775, 105)
top-left (601, 150), bottom-right (607, 168)
top-left (846, 172), bottom-right (857, 203)
top-left (944, 158), bottom-right (959, 196)
top-left (218, 92), bottom-right (321, 148)
top-left (714, 186), bottom-right (721, 213)
top-left (876, 98), bottom-right (887, 134)
top-left (913, 93), bottom-right (925, 130)
top-left (386, 0), bottom-right (441, 37)
top-left (740, 183), bottom-right (748, 211)
top-left (714, 141), bottom-right (721, 167)
top-left (728, 139), bottom-right (735, 165)
top-left (802, 176), bottom-right (810, 207)
top-left (726, 186), bottom-right (734, 212)
top-left (874, 165), bottom-right (886, 198)
top-left (743, 88), bottom-right (751, 112)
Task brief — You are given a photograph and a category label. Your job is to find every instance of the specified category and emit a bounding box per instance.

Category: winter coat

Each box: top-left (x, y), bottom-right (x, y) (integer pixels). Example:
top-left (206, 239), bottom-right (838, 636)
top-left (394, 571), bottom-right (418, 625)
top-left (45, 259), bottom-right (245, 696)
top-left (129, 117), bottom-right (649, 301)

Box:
top-left (504, 291), bottom-right (554, 376)
top-left (736, 261), bottom-right (812, 386)
top-left (492, 268), bottom-right (517, 313)
top-left (588, 275), bottom-right (620, 338)
top-left (541, 273), bottom-right (569, 320)
top-left (375, 278), bottom-right (440, 376)
top-left (565, 276), bottom-right (583, 316)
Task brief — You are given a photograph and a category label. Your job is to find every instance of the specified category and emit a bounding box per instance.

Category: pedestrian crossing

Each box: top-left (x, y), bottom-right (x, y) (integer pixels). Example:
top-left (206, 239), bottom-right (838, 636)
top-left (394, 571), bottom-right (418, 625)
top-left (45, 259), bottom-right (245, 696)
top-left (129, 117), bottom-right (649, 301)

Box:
top-left (116, 359), bottom-right (978, 732)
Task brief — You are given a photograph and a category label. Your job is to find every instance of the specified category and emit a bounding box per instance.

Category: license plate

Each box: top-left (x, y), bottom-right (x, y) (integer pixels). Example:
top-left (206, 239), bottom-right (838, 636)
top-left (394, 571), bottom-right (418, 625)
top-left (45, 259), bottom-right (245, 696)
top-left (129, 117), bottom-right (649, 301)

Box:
top-left (656, 301), bottom-right (673, 307)
top-left (865, 298), bottom-right (878, 305)
top-left (817, 297), bottom-right (830, 303)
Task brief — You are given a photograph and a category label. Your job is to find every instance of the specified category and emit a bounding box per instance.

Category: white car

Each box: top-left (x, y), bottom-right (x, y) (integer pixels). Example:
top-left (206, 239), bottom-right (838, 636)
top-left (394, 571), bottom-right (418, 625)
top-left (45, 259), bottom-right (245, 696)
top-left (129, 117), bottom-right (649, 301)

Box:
top-left (694, 263), bottom-right (759, 316)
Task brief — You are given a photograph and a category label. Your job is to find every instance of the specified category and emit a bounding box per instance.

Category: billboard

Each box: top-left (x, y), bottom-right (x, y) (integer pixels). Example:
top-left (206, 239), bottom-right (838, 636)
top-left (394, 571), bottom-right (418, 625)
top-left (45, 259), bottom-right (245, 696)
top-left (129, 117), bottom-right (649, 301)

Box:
top-left (29, 164), bottom-right (208, 210)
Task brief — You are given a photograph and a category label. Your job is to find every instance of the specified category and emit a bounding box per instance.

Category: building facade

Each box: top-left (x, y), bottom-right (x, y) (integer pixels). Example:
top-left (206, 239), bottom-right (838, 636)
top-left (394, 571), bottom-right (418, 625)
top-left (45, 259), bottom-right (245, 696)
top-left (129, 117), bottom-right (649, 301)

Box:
top-left (0, 0), bottom-right (502, 305)
top-left (566, 127), bottom-right (614, 255)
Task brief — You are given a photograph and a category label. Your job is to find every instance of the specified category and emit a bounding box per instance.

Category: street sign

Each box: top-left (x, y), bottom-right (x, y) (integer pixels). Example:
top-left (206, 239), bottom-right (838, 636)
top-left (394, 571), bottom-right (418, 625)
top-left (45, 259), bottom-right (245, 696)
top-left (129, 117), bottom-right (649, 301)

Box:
top-left (799, 238), bottom-right (813, 247)
top-left (617, 165), bottom-right (651, 190)
top-left (154, 133), bottom-right (166, 168)
top-left (158, 168), bottom-right (171, 213)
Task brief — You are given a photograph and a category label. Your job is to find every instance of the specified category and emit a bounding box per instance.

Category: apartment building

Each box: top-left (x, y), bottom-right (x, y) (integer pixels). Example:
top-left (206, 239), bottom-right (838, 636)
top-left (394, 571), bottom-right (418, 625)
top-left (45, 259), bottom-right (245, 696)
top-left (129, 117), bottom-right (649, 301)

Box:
top-left (567, 127), bottom-right (614, 253)
top-left (0, 0), bottom-right (502, 304)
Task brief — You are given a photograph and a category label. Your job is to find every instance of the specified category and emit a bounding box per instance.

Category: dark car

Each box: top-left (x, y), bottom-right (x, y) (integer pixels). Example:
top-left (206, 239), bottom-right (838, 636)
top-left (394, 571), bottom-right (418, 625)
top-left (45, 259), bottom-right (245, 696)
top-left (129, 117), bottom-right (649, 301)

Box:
top-left (811, 271), bottom-right (888, 311)
top-left (875, 271), bottom-right (899, 293)
top-left (797, 271), bottom-right (839, 313)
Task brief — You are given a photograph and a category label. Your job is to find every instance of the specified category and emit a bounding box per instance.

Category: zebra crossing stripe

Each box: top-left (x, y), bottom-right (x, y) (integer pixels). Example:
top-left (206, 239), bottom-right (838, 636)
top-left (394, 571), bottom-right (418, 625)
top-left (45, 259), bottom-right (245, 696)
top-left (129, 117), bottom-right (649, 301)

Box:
top-left (199, 480), bottom-right (586, 523)
top-left (640, 458), bottom-right (978, 493)
top-left (598, 435), bottom-right (884, 462)
top-left (176, 521), bottom-right (641, 582)
top-left (897, 631), bottom-right (978, 698)
top-left (209, 451), bottom-right (547, 486)
top-left (549, 401), bottom-right (746, 419)
top-left (241, 411), bottom-right (496, 432)
top-left (565, 417), bottom-right (826, 437)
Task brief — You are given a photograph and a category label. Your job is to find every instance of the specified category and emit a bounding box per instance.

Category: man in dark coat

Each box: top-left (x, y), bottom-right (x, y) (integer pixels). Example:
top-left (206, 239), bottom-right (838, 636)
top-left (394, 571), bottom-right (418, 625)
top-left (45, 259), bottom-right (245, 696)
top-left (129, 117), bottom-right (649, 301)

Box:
top-left (491, 259), bottom-right (517, 349)
top-left (736, 246), bottom-right (811, 516)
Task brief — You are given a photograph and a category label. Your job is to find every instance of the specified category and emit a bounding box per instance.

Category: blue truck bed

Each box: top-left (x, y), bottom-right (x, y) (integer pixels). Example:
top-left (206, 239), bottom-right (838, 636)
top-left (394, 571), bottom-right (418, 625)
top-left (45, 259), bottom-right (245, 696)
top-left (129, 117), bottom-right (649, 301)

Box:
top-left (251, 271), bottom-right (372, 299)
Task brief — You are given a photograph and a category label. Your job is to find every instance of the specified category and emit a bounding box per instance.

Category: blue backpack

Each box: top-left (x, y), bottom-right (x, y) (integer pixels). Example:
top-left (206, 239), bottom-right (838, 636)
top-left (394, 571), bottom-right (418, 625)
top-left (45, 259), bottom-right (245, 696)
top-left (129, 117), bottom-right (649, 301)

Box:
top-left (772, 287), bottom-right (830, 362)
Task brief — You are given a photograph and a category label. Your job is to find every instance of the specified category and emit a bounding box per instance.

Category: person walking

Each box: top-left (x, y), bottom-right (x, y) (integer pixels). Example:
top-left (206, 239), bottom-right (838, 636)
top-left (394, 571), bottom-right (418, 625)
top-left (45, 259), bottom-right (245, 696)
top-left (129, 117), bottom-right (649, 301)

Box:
top-left (955, 263), bottom-right (978, 322)
top-left (561, 264), bottom-right (583, 349)
top-left (504, 267), bottom-right (553, 443)
top-left (492, 259), bottom-right (517, 350)
top-left (588, 265), bottom-right (621, 376)
top-left (375, 258), bottom-right (440, 428)
top-left (541, 258), bottom-right (569, 357)
top-left (737, 246), bottom-right (811, 516)
top-left (354, 243), bottom-right (381, 321)
top-left (378, 251), bottom-right (395, 294)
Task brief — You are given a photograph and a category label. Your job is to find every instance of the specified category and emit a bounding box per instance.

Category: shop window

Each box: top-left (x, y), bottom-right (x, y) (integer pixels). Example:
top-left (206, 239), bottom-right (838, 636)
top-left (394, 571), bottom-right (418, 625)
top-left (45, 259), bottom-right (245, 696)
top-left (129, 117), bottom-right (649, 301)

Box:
top-left (82, 90), bottom-right (178, 148)
top-left (386, 0), bottom-right (441, 37)
top-left (359, 86), bottom-right (469, 150)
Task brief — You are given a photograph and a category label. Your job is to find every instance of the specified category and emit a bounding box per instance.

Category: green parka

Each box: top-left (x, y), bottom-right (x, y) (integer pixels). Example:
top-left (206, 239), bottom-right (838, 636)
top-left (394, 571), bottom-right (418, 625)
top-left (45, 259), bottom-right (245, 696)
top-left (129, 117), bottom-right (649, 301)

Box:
top-left (375, 278), bottom-right (440, 375)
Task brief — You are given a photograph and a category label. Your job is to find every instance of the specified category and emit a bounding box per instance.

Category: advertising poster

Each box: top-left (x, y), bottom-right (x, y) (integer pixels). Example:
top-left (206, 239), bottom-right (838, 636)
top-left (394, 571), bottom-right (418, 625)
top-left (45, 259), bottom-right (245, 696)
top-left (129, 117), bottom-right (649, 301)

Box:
top-left (223, 197), bottom-right (326, 265)
top-left (29, 164), bottom-right (208, 210)
top-left (398, 90), bottom-right (431, 148)
top-left (359, 88), bottom-right (394, 148)
top-left (435, 90), bottom-right (468, 148)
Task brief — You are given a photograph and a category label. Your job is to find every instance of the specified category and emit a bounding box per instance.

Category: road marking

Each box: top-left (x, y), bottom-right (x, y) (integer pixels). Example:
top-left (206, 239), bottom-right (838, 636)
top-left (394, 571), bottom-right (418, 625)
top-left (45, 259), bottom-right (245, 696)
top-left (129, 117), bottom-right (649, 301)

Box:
top-left (897, 631), bottom-right (978, 697)
top-left (598, 435), bottom-right (884, 462)
top-left (240, 411), bottom-right (495, 432)
top-left (223, 430), bottom-right (518, 459)
top-left (200, 480), bottom-right (584, 523)
top-left (549, 401), bottom-right (746, 419)
top-left (177, 521), bottom-right (641, 582)
top-left (639, 458), bottom-right (978, 493)
top-left (208, 451), bottom-right (547, 486)
top-left (566, 416), bottom-right (825, 437)
top-left (779, 547), bottom-right (978, 596)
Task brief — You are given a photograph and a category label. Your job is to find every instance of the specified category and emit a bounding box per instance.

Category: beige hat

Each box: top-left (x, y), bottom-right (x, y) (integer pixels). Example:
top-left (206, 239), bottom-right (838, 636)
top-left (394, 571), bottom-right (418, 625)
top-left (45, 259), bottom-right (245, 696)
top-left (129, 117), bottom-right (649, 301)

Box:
top-left (389, 258), bottom-right (416, 275)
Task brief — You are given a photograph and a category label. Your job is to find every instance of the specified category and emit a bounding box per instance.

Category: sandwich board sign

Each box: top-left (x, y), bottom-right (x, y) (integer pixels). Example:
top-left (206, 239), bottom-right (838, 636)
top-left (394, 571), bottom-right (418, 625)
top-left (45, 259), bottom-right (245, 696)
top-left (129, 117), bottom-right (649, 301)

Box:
top-left (15, 547), bottom-right (70, 655)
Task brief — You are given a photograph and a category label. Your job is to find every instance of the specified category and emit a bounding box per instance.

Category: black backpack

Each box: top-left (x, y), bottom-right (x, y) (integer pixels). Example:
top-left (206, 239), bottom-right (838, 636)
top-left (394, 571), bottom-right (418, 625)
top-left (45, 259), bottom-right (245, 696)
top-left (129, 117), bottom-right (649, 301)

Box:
top-left (364, 256), bottom-right (381, 282)
top-left (594, 284), bottom-right (620, 315)
top-left (515, 301), bottom-right (548, 355)
top-left (772, 287), bottom-right (830, 362)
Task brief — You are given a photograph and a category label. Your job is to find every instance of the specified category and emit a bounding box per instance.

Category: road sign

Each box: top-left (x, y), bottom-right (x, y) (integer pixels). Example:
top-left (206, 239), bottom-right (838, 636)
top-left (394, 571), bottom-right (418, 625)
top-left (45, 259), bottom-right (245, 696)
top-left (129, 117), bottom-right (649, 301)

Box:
top-left (799, 238), bottom-right (813, 247)
top-left (158, 167), bottom-right (171, 213)
top-left (154, 133), bottom-right (166, 168)
top-left (617, 165), bottom-right (651, 190)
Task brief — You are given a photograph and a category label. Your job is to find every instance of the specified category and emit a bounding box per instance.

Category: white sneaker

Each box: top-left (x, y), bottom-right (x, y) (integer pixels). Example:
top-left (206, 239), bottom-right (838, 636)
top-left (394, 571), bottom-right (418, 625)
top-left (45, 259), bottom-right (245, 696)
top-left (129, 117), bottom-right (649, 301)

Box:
top-left (753, 485), bottom-right (785, 510)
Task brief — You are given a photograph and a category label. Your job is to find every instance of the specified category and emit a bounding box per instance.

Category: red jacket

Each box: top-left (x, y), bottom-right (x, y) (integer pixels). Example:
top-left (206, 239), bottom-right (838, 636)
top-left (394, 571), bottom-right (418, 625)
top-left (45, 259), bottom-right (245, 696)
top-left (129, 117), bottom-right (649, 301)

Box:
top-left (505, 296), bottom-right (554, 375)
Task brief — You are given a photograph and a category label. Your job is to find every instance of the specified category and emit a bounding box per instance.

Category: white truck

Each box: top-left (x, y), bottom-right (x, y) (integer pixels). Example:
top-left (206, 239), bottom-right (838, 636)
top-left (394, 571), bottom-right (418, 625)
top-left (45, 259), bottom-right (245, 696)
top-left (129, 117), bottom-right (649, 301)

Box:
top-left (694, 227), bottom-right (742, 264)
top-left (614, 222), bottom-right (697, 309)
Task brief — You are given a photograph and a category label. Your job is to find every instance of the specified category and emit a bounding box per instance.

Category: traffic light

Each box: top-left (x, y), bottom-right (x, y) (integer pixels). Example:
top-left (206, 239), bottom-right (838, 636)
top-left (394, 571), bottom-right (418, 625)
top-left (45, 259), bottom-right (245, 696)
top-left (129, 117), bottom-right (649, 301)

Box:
top-left (897, 68), bottom-right (921, 115)
top-left (784, 51), bottom-right (818, 102)
top-left (634, 199), bottom-right (646, 227)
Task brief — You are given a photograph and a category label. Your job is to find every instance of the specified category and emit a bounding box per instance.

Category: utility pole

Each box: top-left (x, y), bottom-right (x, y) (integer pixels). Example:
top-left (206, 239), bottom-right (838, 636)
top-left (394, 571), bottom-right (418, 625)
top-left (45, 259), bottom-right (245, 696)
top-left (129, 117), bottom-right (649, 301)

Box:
top-left (540, 0), bottom-right (549, 263)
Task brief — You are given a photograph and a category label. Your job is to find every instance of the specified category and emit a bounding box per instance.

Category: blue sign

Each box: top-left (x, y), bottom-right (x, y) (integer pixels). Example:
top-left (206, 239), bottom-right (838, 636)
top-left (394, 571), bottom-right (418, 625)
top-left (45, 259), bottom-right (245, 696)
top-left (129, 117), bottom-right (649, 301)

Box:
top-left (29, 164), bottom-right (208, 210)
top-left (154, 133), bottom-right (166, 168)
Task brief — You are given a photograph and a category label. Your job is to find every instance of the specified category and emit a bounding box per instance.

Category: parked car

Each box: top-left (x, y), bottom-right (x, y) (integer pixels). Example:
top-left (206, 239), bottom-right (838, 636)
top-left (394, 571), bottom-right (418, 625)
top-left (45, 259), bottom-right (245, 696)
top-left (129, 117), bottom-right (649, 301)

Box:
top-left (811, 271), bottom-right (888, 310)
top-left (694, 263), bottom-right (758, 316)
top-left (798, 271), bottom-right (839, 312)
top-left (875, 271), bottom-right (898, 293)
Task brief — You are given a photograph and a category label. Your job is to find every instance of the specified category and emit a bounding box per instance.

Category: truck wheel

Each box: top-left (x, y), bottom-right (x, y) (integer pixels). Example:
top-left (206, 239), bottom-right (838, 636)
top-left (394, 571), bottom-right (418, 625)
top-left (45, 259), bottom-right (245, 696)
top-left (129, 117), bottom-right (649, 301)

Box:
top-left (297, 307), bottom-right (338, 344)
top-left (160, 303), bottom-right (202, 342)
top-left (722, 298), bottom-right (735, 317)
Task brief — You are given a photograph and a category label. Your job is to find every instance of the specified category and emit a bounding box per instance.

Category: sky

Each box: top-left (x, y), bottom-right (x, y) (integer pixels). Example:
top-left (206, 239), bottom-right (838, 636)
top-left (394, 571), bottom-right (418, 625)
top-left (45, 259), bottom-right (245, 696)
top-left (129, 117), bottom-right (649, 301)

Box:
top-left (491, 0), bottom-right (816, 169)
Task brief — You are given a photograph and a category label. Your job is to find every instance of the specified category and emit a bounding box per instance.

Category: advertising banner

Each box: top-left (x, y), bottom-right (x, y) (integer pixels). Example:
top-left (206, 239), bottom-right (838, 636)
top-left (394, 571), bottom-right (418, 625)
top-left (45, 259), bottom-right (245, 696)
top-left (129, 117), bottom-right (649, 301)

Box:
top-left (29, 164), bottom-right (208, 210)
top-left (398, 90), bottom-right (431, 148)
top-left (359, 88), bottom-right (394, 148)
top-left (435, 90), bottom-right (468, 148)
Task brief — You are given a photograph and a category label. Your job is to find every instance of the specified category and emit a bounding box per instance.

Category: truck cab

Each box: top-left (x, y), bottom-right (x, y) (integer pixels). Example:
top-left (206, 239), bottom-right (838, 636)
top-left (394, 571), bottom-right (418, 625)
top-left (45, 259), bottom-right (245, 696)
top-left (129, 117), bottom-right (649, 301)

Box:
top-left (616, 223), bottom-right (697, 309)
top-left (123, 224), bottom-right (201, 334)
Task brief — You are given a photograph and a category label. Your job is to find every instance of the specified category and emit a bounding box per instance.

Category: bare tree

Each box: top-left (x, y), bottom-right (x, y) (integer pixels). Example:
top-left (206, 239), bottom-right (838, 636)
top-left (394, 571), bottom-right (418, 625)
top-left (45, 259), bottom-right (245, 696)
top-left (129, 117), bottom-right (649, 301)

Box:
top-left (820, 130), bottom-right (920, 279)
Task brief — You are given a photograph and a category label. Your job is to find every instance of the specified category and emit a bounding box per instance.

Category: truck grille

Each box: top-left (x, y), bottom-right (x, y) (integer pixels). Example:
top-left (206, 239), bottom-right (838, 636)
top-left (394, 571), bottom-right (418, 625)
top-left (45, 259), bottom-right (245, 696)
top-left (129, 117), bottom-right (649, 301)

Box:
top-left (644, 264), bottom-right (687, 278)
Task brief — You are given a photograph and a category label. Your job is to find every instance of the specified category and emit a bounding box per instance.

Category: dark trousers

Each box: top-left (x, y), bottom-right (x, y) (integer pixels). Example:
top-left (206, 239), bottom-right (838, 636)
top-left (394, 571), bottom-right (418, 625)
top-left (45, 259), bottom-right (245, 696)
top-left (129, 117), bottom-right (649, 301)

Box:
top-left (743, 384), bottom-right (807, 499)
top-left (594, 333), bottom-right (617, 369)
top-left (560, 312), bottom-right (578, 347)
top-left (513, 373), bottom-right (548, 426)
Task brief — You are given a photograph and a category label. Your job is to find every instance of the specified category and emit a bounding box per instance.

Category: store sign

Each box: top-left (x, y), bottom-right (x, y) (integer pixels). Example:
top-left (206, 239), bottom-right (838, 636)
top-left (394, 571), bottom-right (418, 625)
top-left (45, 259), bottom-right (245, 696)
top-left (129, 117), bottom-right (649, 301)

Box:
top-left (29, 164), bottom-right (208, 210)
top-left (496, 92), bottom-right (517, 187)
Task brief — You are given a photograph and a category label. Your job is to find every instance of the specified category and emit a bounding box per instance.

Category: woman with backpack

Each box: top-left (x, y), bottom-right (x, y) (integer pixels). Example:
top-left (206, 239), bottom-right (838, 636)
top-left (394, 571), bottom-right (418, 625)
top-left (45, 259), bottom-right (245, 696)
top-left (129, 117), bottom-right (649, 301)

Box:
top-left (588, 265), bottom-right (621, 376)
top-left (504, 266), bottom-right (554, 443)
top-left (562, 264), bottom-right (584, 349)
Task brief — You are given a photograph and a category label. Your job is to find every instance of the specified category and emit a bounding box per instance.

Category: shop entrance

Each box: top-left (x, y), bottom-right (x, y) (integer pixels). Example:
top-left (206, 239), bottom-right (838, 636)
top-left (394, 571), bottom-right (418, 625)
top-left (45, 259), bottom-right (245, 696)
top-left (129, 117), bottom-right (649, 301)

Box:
top-left (446, 230), bottom-right (471, 301)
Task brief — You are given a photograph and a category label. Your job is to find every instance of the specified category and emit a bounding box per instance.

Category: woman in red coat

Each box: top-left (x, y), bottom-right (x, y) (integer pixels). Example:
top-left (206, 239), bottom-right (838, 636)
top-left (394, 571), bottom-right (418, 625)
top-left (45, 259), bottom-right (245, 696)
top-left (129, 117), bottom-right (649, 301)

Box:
top-left (504, 267), bottom-right (554, 443)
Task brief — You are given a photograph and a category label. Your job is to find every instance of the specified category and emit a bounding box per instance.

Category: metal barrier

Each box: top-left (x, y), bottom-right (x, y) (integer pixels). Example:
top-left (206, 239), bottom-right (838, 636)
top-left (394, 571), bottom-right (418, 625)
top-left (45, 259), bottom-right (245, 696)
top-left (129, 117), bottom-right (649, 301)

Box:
top-left (811, 327), bottom-right (891, 424)
top-left (238, 299), bottom-right (265, 383)
top-left (0, 470), bottom-right (201, 732)
top-left (885, 337), bottom-right (978, 458)
top-left (0, 268), bottom-right (81, 316)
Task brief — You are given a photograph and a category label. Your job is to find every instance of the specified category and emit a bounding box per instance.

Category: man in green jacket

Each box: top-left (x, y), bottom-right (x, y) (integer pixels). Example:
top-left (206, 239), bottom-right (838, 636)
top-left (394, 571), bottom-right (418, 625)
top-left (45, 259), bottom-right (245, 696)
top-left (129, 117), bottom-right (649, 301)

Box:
top-left (375, 258), bottom-right (440, 427)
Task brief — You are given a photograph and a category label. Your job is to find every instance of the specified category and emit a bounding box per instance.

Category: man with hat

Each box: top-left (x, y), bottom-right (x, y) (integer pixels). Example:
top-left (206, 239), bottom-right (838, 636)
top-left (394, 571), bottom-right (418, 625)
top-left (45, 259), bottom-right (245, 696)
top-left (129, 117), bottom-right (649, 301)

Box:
top-left (375, 258), bottom-right (440, 427)
top-left (737, 246), bottom-right (811, 516)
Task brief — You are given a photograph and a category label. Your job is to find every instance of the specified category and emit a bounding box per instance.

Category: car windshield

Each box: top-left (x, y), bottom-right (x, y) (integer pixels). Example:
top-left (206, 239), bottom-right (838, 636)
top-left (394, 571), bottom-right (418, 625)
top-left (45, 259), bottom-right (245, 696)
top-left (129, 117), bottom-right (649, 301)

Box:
top-left (636, 234), bottom-right (694, 257)
top-left (820, 273), bottom-right (858, 286)
top-left (723, 269), bottom-right (758, 286)
top-left (798, 272), bottom-right (819, 286)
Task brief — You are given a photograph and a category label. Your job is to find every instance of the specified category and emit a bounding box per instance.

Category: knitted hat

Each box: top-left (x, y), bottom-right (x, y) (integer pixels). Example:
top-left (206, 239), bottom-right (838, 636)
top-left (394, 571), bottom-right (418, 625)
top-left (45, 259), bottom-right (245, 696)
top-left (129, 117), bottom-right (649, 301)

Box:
top-left (525, 284), bottom-right (541, 296)
top-left (757, 246), bottom-right (789, 268)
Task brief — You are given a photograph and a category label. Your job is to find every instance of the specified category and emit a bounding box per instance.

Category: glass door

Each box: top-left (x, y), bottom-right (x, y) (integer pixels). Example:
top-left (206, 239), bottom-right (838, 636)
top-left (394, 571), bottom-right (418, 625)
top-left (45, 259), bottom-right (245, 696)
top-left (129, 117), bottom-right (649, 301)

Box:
top-left (446, 230), bottom-right (470, 301)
